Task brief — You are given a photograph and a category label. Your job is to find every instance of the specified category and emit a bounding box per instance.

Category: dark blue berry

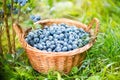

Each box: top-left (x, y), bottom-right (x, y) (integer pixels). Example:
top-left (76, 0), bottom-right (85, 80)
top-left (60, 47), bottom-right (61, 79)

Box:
top-left (62, 46), bottom-right (68, 51)
top-left (38, 44), bottom-right (43, 50)
top-left (34, 38), bottom-right (39, 43)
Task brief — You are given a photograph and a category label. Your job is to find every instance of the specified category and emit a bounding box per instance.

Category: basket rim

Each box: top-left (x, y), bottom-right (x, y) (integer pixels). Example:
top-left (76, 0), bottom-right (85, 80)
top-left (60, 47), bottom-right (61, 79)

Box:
top-left (24, 18), bottom-right (95, 56)
top-left (14, 18), bottom-right (99, 56)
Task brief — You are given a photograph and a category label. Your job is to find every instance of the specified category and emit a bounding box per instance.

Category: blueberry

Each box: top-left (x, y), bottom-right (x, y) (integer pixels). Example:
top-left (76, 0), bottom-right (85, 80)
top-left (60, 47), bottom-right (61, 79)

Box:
top-left (59, 33), bottom-right (64, 39)
top-left (30, 15), bottom-right (35, 20)
top-left (17, 0), bottom-right (28, 6)
top-left (50, 29), bottom-right (56, 34)
top-left (59, 41), bottom-right (64, 45)
top-left (38, 43), bottom-right (43, 50)
top-left (51, 41), bottom-right (55, 45)
top-left (14, 0), bottom-right (18, 3)
top-left (43, 37), bottom-right (48, 42)
top-left (54, 38), bottom-right (58, 42)
top-left (59, 23), bottom-right (66, 26)
top-left (29, 32), bottom-right (34, 37)
top-left (72, 44), bottom-right (78, 49)
top-left (36, 29), bottom-right (42, 35)
top-left (53, 34), bottom-right (59, 39)
top-left (46, 40), bottom-right (51, 46)
top-left (47, 48), bottom-right (52, 52)
top-left (75, 29), bottom-right (80, 34)
top-left (64, 38), bottom-right (68, 42)
top-left (63, 42), bottom-right (68, 46)
top-left (40, 34), bottom-right (44, 39)
top-left (68, 40), bottom-right (73, 44)
top-left (48, 36), bottom-right (53, 40)
top-left (72, 41), bottom-right (78, 45)
top-left (74, 35), bottom-right (79, 39)
top-left (69, 35), bottom-right (75, 41)
top-left (67, 44), bottom-right (72, 50)
top-left (44, 26), bottom-right (48, 29)
top-left (55, 46), bottom-right (61, 52)
top-left (65, 33), bottom-right (69, 38)
top-left (62, 46), bottom-right (68, 51)
top-left (30, 15), bottom-right (41, 22)
top-left (36, 15), bottom-right (41, 21)
top-left (34, 34), bottom-right (38, 38)
top-left (56, 30), bottom-right (62, 34)
top-left (34, 44), bottom-right (39, 49)
top-left (34, 38), bottom-right (39, 43)
top-left (29, 40), bottom-right (34, 46)
top-left (50, 45), bottom-right (56, 49)
top-left (78, 42), bottom-right (83, 47)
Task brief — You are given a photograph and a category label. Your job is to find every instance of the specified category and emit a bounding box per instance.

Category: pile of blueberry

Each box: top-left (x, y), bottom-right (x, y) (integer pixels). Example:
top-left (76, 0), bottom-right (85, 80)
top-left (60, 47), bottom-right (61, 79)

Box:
top-left (25, 23), bottom-right (90, 52)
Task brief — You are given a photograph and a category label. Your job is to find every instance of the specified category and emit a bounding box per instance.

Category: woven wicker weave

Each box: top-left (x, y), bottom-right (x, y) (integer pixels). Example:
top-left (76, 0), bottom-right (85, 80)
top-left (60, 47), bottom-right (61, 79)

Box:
top-left (13, 18), bottom-right (99, 74)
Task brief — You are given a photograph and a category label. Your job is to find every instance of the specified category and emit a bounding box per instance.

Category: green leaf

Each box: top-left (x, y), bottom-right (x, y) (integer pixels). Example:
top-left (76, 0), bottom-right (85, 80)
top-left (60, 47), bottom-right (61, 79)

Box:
top-left (87, 76), bottom-right (101, 80)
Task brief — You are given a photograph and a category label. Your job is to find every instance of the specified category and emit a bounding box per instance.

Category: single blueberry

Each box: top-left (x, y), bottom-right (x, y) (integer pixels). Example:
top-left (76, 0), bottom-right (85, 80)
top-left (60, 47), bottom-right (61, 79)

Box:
top-left (47, 48), bottom-right (52, 52)
top-left (29, 40), bottom-right (34, 46)
top-left (38, 43), bottom-right (43, 50)
top-left (72, 44), bottom-right (78, 49)
top-left (63, 42), bottom-right (68, 46)
top-left (33, 44), bottom-right (38, 49)
top-left (67, 44), bottom-right (72, 50)
top-left (28, 32), bottom-right (34, 37)
top-left (34, 38), bottom-right (39, 43)
top-left (30, 15), bottom-right (35, 20)
top-left (43, 45), bottom-right (47, 50)
top-left (41, 43), bottom-right (45, 46)
top-left (48, 36), bottom-right (53, 40)
top-left (33, 34), bottom-right (38, 38)
top-left (53, 34), bottom-right (59, 39)
top-left (43, 37), bottom-right (48, 42)
top-left (40, 34), bottom-right (44, 39)
top-left (59, 33), bottom-right (64, 39)
top-left (68, 40), bottom-right (73, 44)
top-left (64, 38), bottom-right (68, 42)
top-left (51, 41), bottom-right (55, 45)
top-left (55, 46), bottom-right (61, 52)
top-left (62, 46), bottom-right (68, 51)
top-left (50, 45), bottom-right (56, 49)
top-left (59, 23), bottom-right (66, 26)
top-left (36, 15), bottom-right (41, 21)
top-left (69, 35), bottom-right (75, 41)
top-left (46, 40), bottom-right (51, 47)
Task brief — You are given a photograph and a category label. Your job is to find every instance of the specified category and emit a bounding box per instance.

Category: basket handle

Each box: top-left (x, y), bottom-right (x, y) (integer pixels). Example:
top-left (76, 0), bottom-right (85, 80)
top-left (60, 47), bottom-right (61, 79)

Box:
top-left (13, 23), bottom-right (27, 48)
top-left (13, 23), bottom-right (23, 38)
top-left (87, 18), bottom-right (99, 42)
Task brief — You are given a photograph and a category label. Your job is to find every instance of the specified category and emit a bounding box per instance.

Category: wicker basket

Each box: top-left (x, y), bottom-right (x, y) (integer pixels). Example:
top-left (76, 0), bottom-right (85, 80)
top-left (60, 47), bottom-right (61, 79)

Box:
top-left (13, 18), bottom-right (99, 74)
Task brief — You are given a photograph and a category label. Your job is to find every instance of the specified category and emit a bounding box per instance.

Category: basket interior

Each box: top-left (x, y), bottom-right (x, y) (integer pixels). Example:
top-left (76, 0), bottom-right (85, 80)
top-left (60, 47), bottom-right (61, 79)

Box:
top-left (23, 19), bottom-right (95, 56)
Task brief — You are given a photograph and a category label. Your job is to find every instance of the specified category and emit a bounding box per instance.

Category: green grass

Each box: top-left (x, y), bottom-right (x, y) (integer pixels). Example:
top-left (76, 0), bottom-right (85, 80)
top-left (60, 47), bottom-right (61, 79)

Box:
top-left (0, 0), bottom-right (120, 80)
